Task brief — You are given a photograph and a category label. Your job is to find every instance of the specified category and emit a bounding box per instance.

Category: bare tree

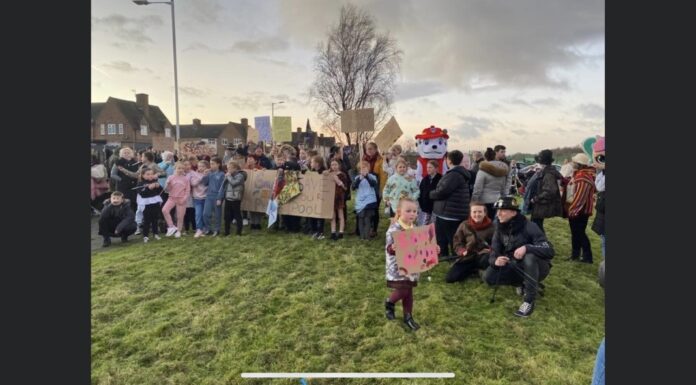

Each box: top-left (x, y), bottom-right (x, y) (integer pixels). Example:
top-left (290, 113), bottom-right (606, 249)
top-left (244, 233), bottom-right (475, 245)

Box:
top-left (310, 4), bottom-right (402, 146)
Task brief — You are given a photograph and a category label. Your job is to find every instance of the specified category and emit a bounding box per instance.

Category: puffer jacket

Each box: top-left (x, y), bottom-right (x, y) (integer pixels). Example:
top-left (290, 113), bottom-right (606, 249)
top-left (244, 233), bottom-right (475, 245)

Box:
top-left (223, 170), bottom-right (247, 201)
top-left (488, 213), bottom-right (555, 267)
top-left (429, 166), bottom-right (471, 220)
top-left (531, 165), bottom-right (563, 219)
top-left (472, 160), bottom-right (510, 204)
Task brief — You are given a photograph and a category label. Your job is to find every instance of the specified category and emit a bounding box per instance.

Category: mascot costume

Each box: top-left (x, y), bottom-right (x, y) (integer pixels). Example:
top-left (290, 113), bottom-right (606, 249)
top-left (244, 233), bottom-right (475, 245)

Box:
top-left (415, 125), bottom-right (449, 183)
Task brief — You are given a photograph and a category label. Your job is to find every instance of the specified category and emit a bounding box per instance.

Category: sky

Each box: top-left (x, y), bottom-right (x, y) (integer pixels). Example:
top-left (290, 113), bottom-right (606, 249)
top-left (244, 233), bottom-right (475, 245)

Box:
top-left (91, 0), bottom-right (605, 154)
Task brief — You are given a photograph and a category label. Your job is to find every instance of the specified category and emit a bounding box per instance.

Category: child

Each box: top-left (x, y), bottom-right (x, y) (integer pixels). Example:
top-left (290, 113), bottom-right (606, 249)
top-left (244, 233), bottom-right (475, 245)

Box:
top-left (244, 155), bottom-right (265, 230)
top-left (191, 160), bottom-right (209, 238)
top-left (201, 157), bottom-right (226, 236)
top-left (182, 160), bottom-right (197, 235)
top-left (308, 155), bottom-right (327, 239)
top-left (223, 161), bottom-right (247, 236)
top-left (298, 148), bottom-right (309, 172)
top-left (136, 169), bottom-right (163, 243)
top-left (162, 162), bottom-right (191, 238)
top-left (327, 159), bottom-right (349, 240)
top-left (382, 144), bottom-right (403, 178)
top-left (361, 141), bottom-right (388, 236)
top-left (417, 160), bottom-right (442, 225)
top-left (382, 158), bottom-right (420, 218)
top-left (384, 197), bottom-right (440, 331)
top-left (352, 160), bottom-right (379, 240)
top-left (98, 191), bottom-right (137, 247)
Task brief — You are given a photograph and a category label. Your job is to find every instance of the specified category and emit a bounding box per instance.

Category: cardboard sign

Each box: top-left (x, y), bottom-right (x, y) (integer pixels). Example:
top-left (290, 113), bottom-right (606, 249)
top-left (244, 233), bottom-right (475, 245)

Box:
top-left (373, 116), bottom-right (403, 151)
top-left (179, 140), bottom-right (217, 158)
top-left (340, 108), bottom-right (375, 133)
top-left (272, 116), bottom-right (292, 142)
top-left (255, 116), bottom-right (272, 143)
top-left (152, 137), bottom-right (175, 152)
top-left (394, 223), bottom-right (439, 275)
top-left (241, 170), bottom-right (336, 219)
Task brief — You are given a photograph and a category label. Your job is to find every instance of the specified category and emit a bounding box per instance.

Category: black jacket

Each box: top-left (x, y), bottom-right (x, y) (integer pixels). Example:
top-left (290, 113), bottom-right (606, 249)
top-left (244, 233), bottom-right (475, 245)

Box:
top-left (591, 174), bottom-right (605, 236)
top-left (489, 213), bottom-right (555, 266)
top-left (258, 155), bottom-right (274, 170)
top-left (136, 179), bottom-right (163, 198)
top-left (429, 166), bottom-right (471, 220)
top-left (418, 173), bottom-right (441, 213)
top-left (115, 158), bottom-right (140, 192)
top-left (100, 199), bottom-right (136, 234)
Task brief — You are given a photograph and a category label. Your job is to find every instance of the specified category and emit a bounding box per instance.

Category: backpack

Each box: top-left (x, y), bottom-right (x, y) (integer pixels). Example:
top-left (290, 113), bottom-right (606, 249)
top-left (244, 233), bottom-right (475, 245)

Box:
top-left (521, 170), bottom-right (542, 215)
top-left (91, 164), bottom-right (107, 180)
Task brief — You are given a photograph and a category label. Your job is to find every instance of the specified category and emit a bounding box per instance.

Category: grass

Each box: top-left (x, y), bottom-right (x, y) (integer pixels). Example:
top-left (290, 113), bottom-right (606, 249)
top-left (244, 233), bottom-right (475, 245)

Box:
top-left (91, 202), bottom-right (605, 385)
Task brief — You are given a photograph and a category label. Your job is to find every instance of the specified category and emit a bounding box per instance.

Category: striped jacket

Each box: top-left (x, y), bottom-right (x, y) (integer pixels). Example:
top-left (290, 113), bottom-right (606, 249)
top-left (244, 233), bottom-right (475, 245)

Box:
top-left (564, 167), bottom-right (596, 218)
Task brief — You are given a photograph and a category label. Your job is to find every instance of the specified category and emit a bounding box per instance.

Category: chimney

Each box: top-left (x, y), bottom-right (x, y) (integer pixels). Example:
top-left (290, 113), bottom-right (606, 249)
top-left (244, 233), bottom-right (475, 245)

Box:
top-left (296, 127), bottom-right (302, 133)
top-left (240, 118), bottom-right (249, 142)
top-left (193, 118), bottom-right (201, 127)
top-left (135, 93), bottom-right (149, 115)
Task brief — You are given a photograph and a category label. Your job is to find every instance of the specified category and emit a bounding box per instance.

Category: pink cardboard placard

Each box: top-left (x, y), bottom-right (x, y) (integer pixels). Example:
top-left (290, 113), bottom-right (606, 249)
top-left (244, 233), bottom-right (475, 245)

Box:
top-left (394, 223), bottom-right (439, 275)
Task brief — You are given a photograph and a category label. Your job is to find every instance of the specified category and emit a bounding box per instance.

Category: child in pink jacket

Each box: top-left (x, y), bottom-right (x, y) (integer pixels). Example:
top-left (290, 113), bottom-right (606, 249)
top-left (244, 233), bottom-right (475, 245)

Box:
top-left (162, 162), bottom-right (191, 238)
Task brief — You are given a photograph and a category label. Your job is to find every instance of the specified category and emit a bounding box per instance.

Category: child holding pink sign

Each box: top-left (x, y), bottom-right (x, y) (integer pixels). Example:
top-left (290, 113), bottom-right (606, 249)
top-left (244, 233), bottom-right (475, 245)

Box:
top-left (384, 197), bottom-right (439, 331)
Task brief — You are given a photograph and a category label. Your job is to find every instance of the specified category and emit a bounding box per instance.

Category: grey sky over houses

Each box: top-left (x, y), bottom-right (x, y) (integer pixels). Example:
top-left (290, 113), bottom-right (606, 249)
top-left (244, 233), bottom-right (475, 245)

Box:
top-left (92, 0), bottom-right (604, 153)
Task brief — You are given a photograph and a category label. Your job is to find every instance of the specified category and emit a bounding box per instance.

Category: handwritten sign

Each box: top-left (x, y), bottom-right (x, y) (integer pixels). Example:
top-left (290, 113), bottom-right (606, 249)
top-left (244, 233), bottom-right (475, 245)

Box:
top-left (394, 223), bottom-right (439, 275)
top-left (373, 116), bottom-right (403, 151)
top-left (241, 170), bottom-right (336, 219)
top-left (272, 116), bottom-right (292, 142)
top-left (179, 140), bottom-right (217, 158)
top-left (152, 136), bottom-right (175, 152)
top-left (340, 108), bottom-right (375, 133)
top-left (255, 116), bottom-right (272, 143)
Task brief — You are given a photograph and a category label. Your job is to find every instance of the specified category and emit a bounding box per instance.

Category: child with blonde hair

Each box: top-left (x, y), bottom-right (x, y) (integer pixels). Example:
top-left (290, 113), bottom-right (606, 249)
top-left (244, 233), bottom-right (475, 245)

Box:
top-left (162, 162), bottom-right (191, 238)
top-left (383, 158), bottom-right (420, 217)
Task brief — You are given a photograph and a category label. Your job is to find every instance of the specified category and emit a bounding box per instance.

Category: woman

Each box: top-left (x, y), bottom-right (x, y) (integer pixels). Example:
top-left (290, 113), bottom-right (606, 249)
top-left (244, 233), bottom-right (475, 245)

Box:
top-left (563, 153), bottom-right (597, 263)
top-left (472, 147), bottom-right (510, 219)
top-left (445, 202), bottom-right (495, 283)
top-left (528, 149), bottom-right (563, 234)
top-left (361, 141), bottom-right (388, 236)
top-left (112, 147), bottom-right (140, 212)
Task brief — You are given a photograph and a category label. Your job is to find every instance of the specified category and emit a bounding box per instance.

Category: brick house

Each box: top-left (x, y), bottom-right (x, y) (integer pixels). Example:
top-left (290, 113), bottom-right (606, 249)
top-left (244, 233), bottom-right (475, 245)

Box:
top-left (91, 93), bottom-right (172, 152)
top-left (291, 125), bottom-right (336, 158)
top-left (178, 118), bottom-right (249, 158)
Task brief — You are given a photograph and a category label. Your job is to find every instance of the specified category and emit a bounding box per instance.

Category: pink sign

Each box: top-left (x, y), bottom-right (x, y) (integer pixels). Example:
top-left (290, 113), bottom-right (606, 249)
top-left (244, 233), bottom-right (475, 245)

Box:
top-left (394, 223), bottom-right (439, 275)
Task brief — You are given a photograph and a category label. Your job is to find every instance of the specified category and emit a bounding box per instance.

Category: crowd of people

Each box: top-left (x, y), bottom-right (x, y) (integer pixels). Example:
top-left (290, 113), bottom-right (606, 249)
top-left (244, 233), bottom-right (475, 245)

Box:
top-left (90, 137), bottom-right (606, 327)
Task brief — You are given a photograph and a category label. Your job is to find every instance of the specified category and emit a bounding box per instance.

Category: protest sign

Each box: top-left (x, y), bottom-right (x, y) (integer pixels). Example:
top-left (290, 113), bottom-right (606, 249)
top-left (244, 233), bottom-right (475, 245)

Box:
top-left (394, 223), bottom-right (439, 275)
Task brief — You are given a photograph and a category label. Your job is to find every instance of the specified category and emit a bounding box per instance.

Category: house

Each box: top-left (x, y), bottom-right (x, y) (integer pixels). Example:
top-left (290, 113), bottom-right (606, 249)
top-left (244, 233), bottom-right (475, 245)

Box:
top-left (291, 126), bottom-right (336, 158)
top-left (91, 93), bottom-right (173, 152)
top-left (178, 118), bottom-right (249, 158)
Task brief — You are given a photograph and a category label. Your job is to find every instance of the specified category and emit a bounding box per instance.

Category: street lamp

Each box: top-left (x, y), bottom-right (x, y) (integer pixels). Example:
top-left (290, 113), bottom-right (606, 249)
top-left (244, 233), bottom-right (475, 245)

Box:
top-left (132, 0), bottom-right (180, 144)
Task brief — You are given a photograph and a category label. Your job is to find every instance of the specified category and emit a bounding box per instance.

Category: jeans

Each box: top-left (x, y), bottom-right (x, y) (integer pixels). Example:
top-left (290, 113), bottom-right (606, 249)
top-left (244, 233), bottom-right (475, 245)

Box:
top-left (358, 209), bottom-right (375, 239)
top-left (135, 203), bottom-right (145, 225)
top-left (435, 216), bottom-right (462, 257)
top-left (591, 338), bottom-right (605, 385)
top-left (484, 253), bottom-right (550, 303)
top-left (202, 197), bottom-right (222, 232)
top-left (193, 199), bottom-right (206, 230)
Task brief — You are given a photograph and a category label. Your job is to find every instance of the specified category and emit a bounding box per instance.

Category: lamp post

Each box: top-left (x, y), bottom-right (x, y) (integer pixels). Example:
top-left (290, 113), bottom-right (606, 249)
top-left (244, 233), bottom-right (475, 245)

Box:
top-left (271, 101), bottom-right (284, 146)
top-left (133, 0), bottom-right (180, 145)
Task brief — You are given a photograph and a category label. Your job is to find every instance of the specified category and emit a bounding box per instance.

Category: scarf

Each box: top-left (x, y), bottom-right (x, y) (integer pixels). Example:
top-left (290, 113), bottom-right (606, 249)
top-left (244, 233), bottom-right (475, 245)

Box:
top-left (468, 216), bottom-right (492, 231)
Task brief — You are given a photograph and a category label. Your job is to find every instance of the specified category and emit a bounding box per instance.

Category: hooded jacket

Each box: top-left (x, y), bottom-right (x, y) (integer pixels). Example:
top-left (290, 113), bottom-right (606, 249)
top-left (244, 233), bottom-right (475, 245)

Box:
top-left (488, 213), bottom-right (555, 267)
top-left (223, 170), bottom-right (247, 201)
top-left (429, 165), bottom-right (471, 220)
top-left (472, 160), bottom-right (510, 204)
top-left (100, 199), bottom-right (136, 234)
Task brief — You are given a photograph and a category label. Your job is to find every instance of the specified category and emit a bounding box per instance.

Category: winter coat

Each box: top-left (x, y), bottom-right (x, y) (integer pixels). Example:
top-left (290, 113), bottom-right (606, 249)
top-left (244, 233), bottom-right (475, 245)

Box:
top-left (201, 170), bottom-right (226, 200)
top-left (190, 171), bottom-right (207, 200)
top-left (563, 167), bottom-right (596, 218)
top-left (488, 213), bottom-right (555, 267)
top-left (430, 166), bottom-right (472, 221)
top-left (258, 154), bottom-right (274, 170)
top-left (452, 219), bottom-right (495, 262)
top-left (100, 199), bottom-right (136, 234)
top-left (353, 174), bottom-right (379, 213)
top-left (114, 158), bottom-right (139, 193)
top-left (418, 173), bottom-right (442, 213)
top-left (383, 173), bottom-right (420, 207)
top-left (385, 220), bottom-right (419, 286)
top-left (165, 174), bottom-right (191, 201)
top-left (472, 160), bottom-right (510, 204)
top-left (158, 160), bottom-right (176, 187)
top-left (136, 179), bottom-right (163, 199)
top-left (530, 165), bottom-right (564, 219)
top-left (223, 171), bottom-right (247, 201)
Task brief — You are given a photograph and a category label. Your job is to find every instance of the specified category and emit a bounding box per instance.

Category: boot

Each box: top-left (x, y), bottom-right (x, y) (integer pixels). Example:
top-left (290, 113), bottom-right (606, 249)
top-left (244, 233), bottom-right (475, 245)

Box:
top-left (330, 233), bottom-right (338, 241)
top-left (385, 300), bottom-right (396, 320)
top-left (403, 313), bottom-right (420, 331)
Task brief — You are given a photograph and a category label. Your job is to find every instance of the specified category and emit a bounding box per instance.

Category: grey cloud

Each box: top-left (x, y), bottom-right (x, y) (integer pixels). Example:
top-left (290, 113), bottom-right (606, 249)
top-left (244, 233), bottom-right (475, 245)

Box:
top-left (395, 81), bottom-right (447, 101)
top-left (576, 103), bottom-right (605, 119)
top-left (179, 87), bottom-right (208, 98)
top-left (92, 14), bottom-right (163, 44)
top-left (483, 103), bottom-right (510, 113)
top-left (449, 116), bottom-right (501, 139)
top-left (533, 98), bottom-right (561, 107)
top-left (511, 129), bottom-right (529, 136)
top-left (102, 61), bottom-right (138, 73)
top-left (180, 0), bottom-right (224, 24)
top-left (184, 38), bottom-right (290, 54)
top-left (507, 98), bottom-right (534, 108)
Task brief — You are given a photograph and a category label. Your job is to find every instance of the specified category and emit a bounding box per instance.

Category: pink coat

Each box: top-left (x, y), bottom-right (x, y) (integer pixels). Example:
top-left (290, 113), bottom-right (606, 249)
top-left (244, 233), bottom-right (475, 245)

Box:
top-left (189, 171), bottom-right (208, 200)
top-left (165, 174), bottom-right (191, 203)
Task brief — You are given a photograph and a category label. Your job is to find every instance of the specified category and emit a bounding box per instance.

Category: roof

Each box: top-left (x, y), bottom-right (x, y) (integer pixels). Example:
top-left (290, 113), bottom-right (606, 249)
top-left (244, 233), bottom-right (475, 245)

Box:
top-left (291, 131), bottom-right (335, 148)
top-left (91, 103), bottom-right (105, 121)
top-left (178, 122), bottom-right (246, 139)
top-left (106, 97), bottom-right (171, 133)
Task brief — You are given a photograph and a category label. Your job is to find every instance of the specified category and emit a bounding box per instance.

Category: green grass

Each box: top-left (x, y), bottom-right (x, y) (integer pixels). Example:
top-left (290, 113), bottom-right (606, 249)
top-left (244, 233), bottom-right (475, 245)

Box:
top-left (91, 204), bottom-right (605, 385)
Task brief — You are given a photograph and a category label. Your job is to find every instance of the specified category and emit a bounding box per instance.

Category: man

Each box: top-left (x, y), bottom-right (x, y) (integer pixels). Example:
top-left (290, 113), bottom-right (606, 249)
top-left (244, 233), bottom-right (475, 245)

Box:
top-left (99, 191), bottom-right (137, 247)
top-left (494, 145), bottom-right (507, 163)
top-left (483, 196), bottom-right (554, 317)
top-left (429, 150), bottom-right (471, 257)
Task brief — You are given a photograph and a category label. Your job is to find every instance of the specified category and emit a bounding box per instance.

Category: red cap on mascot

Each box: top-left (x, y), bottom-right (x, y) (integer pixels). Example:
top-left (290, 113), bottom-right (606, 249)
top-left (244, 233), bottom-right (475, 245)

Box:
top-left (416, 125), bottom-right (449, 140)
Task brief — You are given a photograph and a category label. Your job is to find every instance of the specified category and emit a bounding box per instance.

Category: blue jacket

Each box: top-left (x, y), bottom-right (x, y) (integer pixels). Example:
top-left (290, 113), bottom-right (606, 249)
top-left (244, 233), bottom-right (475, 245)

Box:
top-left (158, 160), bottom-right (176, 187)
top-left (352, 174), bottom-right (378, 213)
top-left (201, 170), bottom-right (226, 200)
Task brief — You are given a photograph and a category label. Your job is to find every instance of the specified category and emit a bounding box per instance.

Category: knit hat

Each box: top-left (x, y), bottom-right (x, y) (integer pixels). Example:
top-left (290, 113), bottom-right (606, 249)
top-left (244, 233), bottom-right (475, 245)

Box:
top-left (535, 149), bottom-right (554, 165)
top-left (571, 153), bottom-right (590, 166)
top-left (593, 135), bottom-right (605, 153)
top-left (493, 196), bottom-right (520, 211)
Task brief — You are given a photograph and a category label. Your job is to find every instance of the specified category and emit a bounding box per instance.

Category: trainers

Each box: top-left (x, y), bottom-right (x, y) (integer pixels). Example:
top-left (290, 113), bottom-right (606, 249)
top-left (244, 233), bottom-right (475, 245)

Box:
top-left (211, 231), bottom-right (219, 237)
top-left (143, 236), bottom-right (149, 243)
top-left (154, 235), bottom-right (162, 240)
top-left (194, 230), bottom-right (203, 238)
top-left (385, 300), bottom-right (396, 320)
top-left (174, 231), bottom-right (181, 238)
top-left (316, 233), bottom-right (325, 240)
top-left (166, 227), bottom-right (178, 237)
top-left (243, 219), bottom-right (249, 226)
top-left (311, 232), bottom-right (318, 239)
top-left (514, 301), bottom-right (535, 317)
top-left (403, 314), bottom-right (420, 331)
top-left (134, 228), bottom-right (142, 235)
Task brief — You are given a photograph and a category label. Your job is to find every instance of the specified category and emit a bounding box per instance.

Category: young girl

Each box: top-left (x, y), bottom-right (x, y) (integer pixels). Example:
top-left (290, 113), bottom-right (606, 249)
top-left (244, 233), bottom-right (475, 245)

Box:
top-left (352, 160), bottom-right (379, 240)
top-left (136, 168), bottom-right (163, 243)
top-left (308, 155), bottom-right (327, 239)
top-left (417, 160), bottom-right (442, 225)
top-left (384, 197), bottom-right (439, 331)
top-left (298, 148), bottom-right (309, 172)
top-left (191, 160), bottom-right (209, 238)
top-left (382, 144), bottom-right (403, 178)
top-left (223, 161), bottom-right (247, 236)
top-left (201, 157), bottom-right (226, 236)
top-left (383, 158), bottom-right (420, 217)
top-left (361, 141), bottom-right (388, 236)
top-left (244, 155), bottom-right (265, 230)
top-left (182, 160), bottom-right (197, 235)
top-left (326, 159), bottom-right (349, 241)
top-left (162, 162), bottom-right (191, 238)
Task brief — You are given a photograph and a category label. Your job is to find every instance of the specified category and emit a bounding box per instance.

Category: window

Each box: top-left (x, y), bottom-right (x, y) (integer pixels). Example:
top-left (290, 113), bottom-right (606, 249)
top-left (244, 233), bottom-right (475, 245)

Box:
top-left (165, 128), bottom-right (171, 138)
top-left (233, 138), bottom-right (243, 146)
top-left (118, 123), bottom-right (124, 135)
top-left (100, 124), bottom-right (105, 135)
top-left (107, 124), bottom-right (116, 135)
top-left (221, 138), bottom-right (228, 146)
top-left (207, 138), bottom-right (217, 146)
top-left (140, 125), bottom-right (148, 136)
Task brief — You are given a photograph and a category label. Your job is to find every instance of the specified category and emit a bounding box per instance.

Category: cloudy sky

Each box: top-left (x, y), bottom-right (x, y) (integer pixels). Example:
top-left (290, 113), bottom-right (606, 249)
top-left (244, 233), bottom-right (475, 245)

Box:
top-left (91, 0), bottom-right (604, 154)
